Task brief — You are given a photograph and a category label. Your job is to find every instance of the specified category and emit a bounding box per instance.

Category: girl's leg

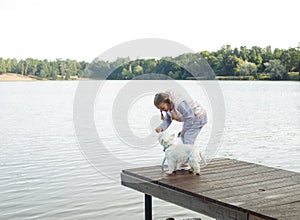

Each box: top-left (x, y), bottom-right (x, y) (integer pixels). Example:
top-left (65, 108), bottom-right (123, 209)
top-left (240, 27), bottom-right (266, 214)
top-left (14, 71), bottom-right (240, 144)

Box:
top-left (182, 127), bottom-right (202, 145)
top-left (179, 127), bottom-right (203, 170)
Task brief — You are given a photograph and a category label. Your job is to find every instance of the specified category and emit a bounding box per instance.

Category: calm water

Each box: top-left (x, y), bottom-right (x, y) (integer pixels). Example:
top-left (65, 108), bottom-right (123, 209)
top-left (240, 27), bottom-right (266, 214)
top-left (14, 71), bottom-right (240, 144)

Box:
top-left (0, 80), bottom-right (299, 220)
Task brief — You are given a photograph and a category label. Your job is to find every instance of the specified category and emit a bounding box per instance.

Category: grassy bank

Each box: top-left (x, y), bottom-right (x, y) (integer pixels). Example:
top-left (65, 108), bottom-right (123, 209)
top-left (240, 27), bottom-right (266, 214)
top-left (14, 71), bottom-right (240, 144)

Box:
top-left (216, 72), bottom-right (299, 81)
top-left (288, 72), bottom-right (300, 80)
top-left (216, 76), bottom-right (256, 80)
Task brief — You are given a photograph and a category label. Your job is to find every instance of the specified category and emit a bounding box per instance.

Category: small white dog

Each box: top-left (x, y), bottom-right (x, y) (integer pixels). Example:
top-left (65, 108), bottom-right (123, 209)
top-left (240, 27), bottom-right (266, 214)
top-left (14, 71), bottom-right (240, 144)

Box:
top-left (158, 132), bottom-right (206, 175)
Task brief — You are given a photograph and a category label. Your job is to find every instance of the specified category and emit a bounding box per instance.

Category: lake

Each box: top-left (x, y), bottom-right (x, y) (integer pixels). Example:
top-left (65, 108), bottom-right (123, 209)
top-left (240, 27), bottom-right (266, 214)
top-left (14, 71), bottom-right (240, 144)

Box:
top-left (0, 80), bottom-right (299, 220)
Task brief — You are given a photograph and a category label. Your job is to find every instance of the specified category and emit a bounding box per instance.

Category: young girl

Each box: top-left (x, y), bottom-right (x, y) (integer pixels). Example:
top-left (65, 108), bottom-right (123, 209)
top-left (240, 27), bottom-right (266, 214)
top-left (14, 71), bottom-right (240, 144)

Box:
top-left (154, 90), bottom-right (207, 145)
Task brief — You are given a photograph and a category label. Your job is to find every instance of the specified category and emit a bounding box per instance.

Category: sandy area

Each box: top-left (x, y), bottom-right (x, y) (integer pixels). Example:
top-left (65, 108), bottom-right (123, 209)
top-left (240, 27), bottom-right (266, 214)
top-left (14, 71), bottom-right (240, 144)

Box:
top-left (0, 73), bottom-right (37, 81)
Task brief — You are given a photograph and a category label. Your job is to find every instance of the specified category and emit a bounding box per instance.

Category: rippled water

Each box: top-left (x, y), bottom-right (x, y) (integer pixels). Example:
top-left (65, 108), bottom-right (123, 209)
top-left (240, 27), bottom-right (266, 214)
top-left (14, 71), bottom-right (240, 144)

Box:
top-left (0, 80), bottom-right (299, 220)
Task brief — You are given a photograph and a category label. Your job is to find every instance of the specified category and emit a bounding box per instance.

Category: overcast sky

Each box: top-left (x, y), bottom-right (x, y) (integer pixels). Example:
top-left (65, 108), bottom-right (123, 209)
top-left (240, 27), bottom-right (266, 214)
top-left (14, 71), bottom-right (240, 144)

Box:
top-left (0, 0), bottom-right (299, 62)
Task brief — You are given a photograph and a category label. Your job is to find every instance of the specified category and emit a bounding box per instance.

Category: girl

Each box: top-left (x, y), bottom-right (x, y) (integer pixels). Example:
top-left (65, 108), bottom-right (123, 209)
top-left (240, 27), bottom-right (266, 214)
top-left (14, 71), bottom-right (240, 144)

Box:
top-left (154, 90), bottom-right (207, 145)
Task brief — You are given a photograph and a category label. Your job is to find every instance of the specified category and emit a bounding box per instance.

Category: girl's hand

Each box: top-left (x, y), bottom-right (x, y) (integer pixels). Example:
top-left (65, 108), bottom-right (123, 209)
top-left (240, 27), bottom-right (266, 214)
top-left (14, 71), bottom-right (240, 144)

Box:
top-left (155, 127), bottom-right (163, 133)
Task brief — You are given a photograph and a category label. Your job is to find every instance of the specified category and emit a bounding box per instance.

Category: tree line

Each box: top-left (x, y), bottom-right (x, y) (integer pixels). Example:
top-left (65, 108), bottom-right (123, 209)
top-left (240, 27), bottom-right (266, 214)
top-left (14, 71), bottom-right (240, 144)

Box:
top-left (86, 44), bottom-right (300, 80)
top-left (0, 58), bottom-right (89, 80)
top-left (1, 45), bottom-right (299, 80)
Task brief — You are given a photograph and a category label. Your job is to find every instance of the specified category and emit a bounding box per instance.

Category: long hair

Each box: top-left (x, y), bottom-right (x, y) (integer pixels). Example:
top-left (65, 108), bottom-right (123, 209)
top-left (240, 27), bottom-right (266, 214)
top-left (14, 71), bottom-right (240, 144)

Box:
top-left (154, 93), bottom-right (173, 121)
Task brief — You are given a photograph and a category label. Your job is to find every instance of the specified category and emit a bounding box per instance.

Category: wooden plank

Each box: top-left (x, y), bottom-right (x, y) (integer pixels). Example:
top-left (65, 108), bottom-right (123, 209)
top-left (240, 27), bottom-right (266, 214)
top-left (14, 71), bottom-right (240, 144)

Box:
top-left (204, 158), bottom-right (241, 167)
top-left (158, 168), bottom-right (295, 195)
top-left (223, 184), bottom-right (300, 207)
top-left (121, 158), bottom-right (300, 220)
top-left (121, 172), bottom-right (253, 220)
top-left (249, 214), bottom-right (271, 220)
top-left (122, 165), bottom-right (161, 175)
top-left (127, 158), bottom-right (250, 176)
top-left (156, 173), bottom-right (298, 218)
top-left (201, 164), bottom-right (267, 177)
top-left (203, 160), bottom-right (258, 172)
top-left (201, 175), bottom-right (298, 202)
top-left (253, 202), bottom-right (300, 220)
top-left (122, 166), bottom-right (165, 181)
top-left (124, 163), bottom-right (274, 191)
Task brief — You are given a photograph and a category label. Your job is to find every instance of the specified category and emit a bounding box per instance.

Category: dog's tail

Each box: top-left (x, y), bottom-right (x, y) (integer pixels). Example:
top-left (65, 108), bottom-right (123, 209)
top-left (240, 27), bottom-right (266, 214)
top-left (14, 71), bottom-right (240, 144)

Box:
top-left (199, 152), bottom-right (207, 166)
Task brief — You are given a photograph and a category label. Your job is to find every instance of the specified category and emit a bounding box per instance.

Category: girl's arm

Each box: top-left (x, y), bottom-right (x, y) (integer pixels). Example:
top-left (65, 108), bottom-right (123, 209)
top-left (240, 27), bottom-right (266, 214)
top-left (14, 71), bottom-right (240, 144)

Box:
top-left (178, 100), bottom-right (195, 132)
top-left (159, 112), bottom-right (172, 131)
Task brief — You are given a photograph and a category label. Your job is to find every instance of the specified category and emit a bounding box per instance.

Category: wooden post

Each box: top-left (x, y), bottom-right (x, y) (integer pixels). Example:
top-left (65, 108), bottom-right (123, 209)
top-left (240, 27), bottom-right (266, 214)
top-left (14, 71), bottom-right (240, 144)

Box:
top-left (145, 194), bottom-right (152, 220)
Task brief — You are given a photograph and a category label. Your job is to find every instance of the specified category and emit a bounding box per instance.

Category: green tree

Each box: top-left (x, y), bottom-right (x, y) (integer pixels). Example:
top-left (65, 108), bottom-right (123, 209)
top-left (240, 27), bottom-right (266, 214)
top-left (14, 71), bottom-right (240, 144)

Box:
top-left (239, 46), bottom-right (250, 61)
top-left (249, 46), bottom-right (264, 72)
top-left (284, 48), bottom-right (300, 72)
top-left (263, 46), bottom-right (273, 62)
top-left (57, 59), bottom-right (66, 78)
top-left (65, 59), bottom-right (77, 79)
top-left (110, 57), bottom-right (130, 72)
top-left (264, 59), bottom-right (287, 80)
top-left (37, 60), bottom-right (49, 78)
top-left (143, 59), bottom-right (157, 73)
top-left (121, 67), bottom-right (133, 79)
top-left (65, 72), bottom-right (70, 80)
top-left (25, 58), bottom-right (38, 75)
top-left (273, 48), bottom-right (283, 60)
top-left (0, 58), bottom-right (6, 74)
top-left (49, 61), bottom-right (59, 79)
top-left (88, 59), bottom-right (110, 79)
top-left (77, 61), bottom-right (88, 78)
top-left (10, 58), bottom-right (18, 73)
top-left (238, 61), bottom-right (258, 78)
top-left (168, 70), bottom-right (180, 79)
top-left (20, 60), bottom-right (28, 76)
top-left (215, 45), bottom-right (239, 75)
top-left (5, 58), bottom-right (12, 73)
top-left (133, 65), bottom-right (143, 75)
top-left (15, 60), bottom-right (23, 74)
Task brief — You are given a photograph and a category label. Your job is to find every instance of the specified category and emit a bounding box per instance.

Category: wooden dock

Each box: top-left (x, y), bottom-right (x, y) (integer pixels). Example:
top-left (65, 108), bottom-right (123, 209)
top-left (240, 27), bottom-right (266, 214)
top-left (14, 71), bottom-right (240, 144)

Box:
top-left (121, 158), bottom-right (300, 220)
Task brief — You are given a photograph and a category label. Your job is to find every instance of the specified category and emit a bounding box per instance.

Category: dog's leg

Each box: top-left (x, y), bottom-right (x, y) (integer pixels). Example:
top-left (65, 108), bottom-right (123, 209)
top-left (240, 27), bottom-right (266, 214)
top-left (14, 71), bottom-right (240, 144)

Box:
top-left (189, 159), bottom-right (201, 175)
top-left (167, 160), bottom-right (177, 175)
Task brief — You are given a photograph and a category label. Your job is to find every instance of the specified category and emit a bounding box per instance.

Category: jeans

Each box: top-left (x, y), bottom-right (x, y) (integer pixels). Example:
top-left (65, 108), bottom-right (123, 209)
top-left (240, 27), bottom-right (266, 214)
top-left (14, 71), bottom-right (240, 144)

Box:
top-left (181, 115), bottom-right (207, 145)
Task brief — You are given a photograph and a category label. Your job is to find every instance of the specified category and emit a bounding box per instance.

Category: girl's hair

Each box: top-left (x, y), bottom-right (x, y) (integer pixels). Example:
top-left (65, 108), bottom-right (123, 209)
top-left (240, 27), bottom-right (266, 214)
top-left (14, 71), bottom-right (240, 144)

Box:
top-left (154, 93), bottom-right (172, 121)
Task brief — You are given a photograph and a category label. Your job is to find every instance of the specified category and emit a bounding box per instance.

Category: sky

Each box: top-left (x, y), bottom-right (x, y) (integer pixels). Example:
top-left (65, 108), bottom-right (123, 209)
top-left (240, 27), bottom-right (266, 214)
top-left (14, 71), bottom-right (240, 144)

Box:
top-left (0, 0), bottom-right (299, 62)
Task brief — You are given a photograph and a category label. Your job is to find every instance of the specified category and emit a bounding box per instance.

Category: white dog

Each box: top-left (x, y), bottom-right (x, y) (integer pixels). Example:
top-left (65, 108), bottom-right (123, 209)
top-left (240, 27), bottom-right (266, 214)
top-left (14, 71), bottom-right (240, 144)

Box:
top-left (158, 132), bottom-right (206, 175)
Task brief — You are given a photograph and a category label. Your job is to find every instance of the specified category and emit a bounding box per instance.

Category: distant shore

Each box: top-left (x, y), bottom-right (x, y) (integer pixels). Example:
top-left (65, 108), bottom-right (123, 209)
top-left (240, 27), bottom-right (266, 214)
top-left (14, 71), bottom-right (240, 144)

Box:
top-left (0, 73), bottom-right (85, 81)
top-left (0, 73), bottom-right (37, 81)
top-left (1, 72), bottom-right (299, 81)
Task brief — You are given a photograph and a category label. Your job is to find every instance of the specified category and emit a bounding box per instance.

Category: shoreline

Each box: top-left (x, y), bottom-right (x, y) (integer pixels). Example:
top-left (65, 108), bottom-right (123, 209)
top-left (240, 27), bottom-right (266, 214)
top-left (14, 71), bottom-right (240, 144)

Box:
top-left (0, 73), bottom-right (85, 81)
top-left (0, 73), bottom-right (37, 81)
top-left (1, 73), bottom-right (299, 82)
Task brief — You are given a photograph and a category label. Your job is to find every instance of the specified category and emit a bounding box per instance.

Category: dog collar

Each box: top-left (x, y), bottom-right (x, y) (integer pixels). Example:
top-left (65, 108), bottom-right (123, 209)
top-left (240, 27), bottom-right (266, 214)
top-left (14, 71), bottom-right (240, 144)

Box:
top-left (163, 144), bottom-right (171, 152)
